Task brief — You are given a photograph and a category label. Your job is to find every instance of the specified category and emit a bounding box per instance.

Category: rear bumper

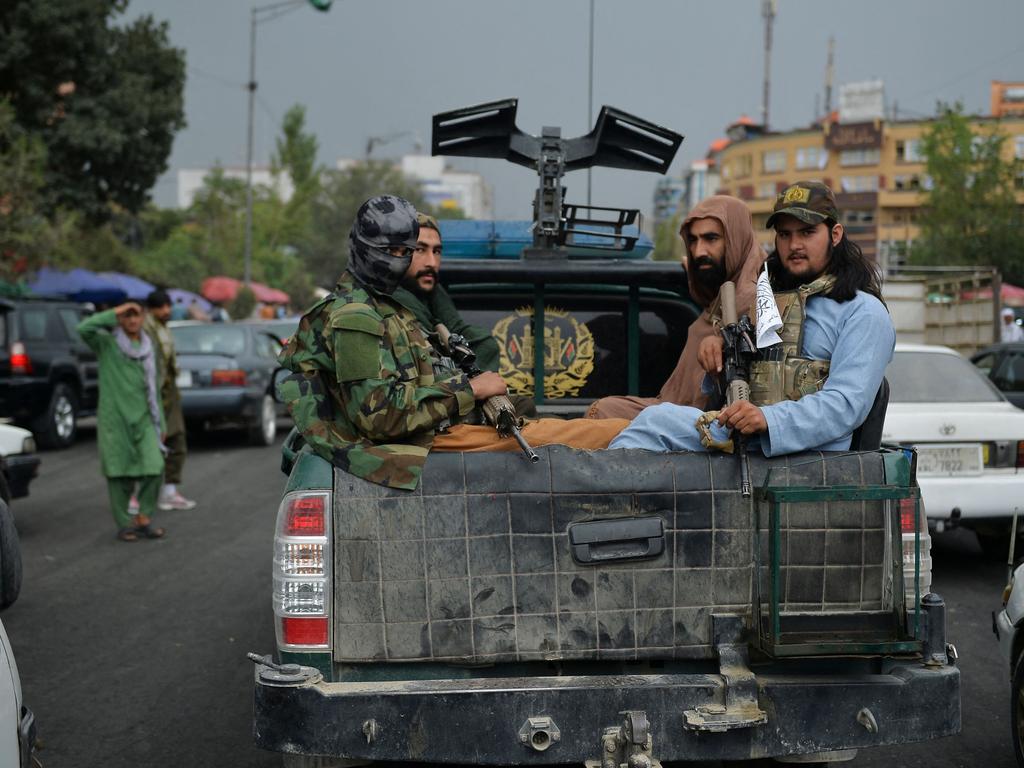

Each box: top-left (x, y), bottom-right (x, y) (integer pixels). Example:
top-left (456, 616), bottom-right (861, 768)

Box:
top-left (180, 387), bottom-right (261, 420)
top-left (0, 380), bottom-right (49, 423)
top-left (253, 662), bottom-right (960, 763)
top-left (3, 455), bottom-right (40, 499)
top-left (918, 472), bottom-right (1024, 521)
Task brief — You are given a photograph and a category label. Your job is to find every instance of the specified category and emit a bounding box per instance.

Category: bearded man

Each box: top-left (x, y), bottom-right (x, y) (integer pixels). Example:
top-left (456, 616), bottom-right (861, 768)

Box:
top-left (610, 181), bottom-right (894, 455)
top-left (586, 195), bottom-right (767, 419)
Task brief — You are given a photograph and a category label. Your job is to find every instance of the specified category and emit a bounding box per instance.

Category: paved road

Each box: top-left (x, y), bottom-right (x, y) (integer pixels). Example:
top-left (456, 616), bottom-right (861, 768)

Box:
top-left (1, 430), bottom-right (1016, 767)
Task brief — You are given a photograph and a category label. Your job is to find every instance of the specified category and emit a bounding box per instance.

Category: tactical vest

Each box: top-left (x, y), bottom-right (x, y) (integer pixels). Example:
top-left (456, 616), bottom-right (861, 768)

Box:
top-left (748, 275), bottom-right (836, 407)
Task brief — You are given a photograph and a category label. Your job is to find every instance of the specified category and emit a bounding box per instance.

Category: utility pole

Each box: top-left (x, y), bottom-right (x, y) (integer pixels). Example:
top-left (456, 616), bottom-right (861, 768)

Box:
top-left (823, 35), bottom-right (835, 119)
top-left (761, 0), bottom-right (776, 130)
top-left (586, 0), bottom-right (595, 206)
top-left (244, 0), bottom-right (332, 287)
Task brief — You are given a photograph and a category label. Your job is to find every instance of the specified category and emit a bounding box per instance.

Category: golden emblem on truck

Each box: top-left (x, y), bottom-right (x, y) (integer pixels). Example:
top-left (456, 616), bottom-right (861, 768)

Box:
top-left (492, 306), bottom-right (594, 398)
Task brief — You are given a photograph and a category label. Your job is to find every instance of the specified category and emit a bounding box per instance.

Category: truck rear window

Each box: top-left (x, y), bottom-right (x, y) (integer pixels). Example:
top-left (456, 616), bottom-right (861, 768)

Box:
top-left (451, 290), bottom-right (695, 400)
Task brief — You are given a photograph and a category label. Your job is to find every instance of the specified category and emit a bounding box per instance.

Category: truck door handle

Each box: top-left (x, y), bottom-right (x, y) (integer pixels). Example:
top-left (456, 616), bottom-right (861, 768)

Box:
top-left (568, 516), bottom-right (665, 564)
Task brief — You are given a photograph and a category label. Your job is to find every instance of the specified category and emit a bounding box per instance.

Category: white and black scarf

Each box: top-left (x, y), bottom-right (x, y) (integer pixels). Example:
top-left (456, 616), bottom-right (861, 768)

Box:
top-left (113, 327), bottom-right (165, 450)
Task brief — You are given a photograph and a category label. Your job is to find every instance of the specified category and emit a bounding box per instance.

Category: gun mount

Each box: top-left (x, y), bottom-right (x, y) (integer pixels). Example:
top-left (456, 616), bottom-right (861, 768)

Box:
top-left (431, 98), bottom-right (683, 258)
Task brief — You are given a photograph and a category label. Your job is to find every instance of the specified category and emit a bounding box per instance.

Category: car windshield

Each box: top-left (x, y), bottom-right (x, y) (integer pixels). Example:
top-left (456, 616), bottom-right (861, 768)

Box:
top-left (171, 324), bottom-right (248, 356)
top-left (887, 350), bottom-right (1003, 403)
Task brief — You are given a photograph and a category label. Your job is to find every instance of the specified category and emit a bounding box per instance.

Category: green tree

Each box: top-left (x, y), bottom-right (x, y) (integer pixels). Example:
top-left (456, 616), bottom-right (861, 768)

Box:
top-left (0, 0), bottom-right (186, 222)
top-left (0, 100), bottom-right (50, 282)
top-left (910, 102), bottom-right (1024, 282)
top-left (652, 214), bottom-right (684, 262)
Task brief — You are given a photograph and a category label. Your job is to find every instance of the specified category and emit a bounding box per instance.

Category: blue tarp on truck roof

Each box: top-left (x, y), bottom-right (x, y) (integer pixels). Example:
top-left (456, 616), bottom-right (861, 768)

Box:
top-left (437, 220), bottom-right (653, 260)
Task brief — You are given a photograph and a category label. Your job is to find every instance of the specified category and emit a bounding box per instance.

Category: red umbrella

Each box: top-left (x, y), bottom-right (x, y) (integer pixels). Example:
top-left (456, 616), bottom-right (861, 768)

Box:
top-left (960, 283), bottom-right (1024, 307)
top-left (200, 276), bottom-right (289, 305)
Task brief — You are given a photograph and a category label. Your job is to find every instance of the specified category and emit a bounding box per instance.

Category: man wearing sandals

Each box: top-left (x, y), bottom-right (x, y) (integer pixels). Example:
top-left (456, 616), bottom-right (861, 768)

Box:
top-left (78, 302), bottom-right (167, 542)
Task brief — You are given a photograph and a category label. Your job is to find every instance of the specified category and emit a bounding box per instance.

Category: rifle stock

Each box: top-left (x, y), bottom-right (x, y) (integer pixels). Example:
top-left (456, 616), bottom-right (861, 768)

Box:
top-left (435, 324), bottom-right (540, 463)
top-left (719, 281), bottom-right (753, 497)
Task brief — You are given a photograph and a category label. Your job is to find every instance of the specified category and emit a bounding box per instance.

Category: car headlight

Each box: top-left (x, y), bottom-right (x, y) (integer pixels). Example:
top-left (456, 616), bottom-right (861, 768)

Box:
top-left (21, 436), bottom-right (36, 454)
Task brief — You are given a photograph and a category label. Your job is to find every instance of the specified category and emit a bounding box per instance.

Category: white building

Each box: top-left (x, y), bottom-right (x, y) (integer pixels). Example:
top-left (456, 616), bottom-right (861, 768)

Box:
top-left (176, 166), bottom-right (294, 209)
top-left (398, 155), bottom-right (493, 219)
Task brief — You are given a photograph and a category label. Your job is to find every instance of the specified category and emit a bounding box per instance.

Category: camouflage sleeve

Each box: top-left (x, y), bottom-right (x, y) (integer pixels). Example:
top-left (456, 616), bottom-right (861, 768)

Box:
top-left (329, 314), bottom-right (475, 441)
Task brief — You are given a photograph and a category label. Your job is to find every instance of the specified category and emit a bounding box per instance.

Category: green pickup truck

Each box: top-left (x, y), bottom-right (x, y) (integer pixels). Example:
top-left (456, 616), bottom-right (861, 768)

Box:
top-left (251, 100), bottom-right (959, 767)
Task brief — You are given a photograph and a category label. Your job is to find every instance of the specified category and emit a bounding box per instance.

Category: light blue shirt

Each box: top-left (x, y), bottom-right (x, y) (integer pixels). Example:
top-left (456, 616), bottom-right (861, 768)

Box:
top-left (609, 290), bottom-right (895, 455)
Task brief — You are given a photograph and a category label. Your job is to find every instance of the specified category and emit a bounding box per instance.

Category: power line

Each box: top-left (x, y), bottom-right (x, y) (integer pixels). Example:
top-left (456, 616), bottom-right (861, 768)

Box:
top-left (187, 65), bottom-right (244, 90)
top-left (899, 42), bottom-right (1024, 111)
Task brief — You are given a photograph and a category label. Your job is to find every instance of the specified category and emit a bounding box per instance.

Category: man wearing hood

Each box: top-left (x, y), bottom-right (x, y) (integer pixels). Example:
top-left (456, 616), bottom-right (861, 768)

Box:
top-left (586, 195), bottom-right (767, 419)
top-left (277, 195), bottom-right (627, 491)
top-left (609, 181), bottom-right (894, 456)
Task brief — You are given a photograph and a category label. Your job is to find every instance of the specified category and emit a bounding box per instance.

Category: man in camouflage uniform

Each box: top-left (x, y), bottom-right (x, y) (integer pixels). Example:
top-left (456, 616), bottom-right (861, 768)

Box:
top-left (277, 195), bottom-right (508, 490)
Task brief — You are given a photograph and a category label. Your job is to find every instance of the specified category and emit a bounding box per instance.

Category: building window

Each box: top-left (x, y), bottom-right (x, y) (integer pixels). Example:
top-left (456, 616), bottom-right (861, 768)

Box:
top-left (732, 155), bottom-right (752, 178)
top-left (839, 148), bottom-right (881, 167)
top-left (757, 181), bottom-right (777, 199)
top-left (895, 139), bottom-right (924, 163)
top-left (1015, 136), bottom-right (1024, 160)
top-left (840, 175), bottom-right (880, 193)
top-left (1016, 171), bottom-right (1024, 190)
top-left (762, 150), bottom-right (786, 173)
top-left (795, 146), bottom-right (827, 170)
top-left (892, 174), bottom-right (923, 191)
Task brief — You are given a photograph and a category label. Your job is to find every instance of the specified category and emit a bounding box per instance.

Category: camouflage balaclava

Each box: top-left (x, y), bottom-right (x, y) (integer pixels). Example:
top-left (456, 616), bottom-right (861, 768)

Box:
top-left (348, 195), bottom-right (420, 295)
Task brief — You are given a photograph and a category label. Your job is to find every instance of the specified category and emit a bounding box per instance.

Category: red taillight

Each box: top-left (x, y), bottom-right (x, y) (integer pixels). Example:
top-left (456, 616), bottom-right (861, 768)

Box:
top-left (900, 497), bottom-right (918, 533)
top-left (10, 342), bottom-right (32, 375)
top-left (1017, 441), bottom-right (1024, 470)
top-left (211, 369), bottom-right (246, 387)
top-left (281, 616), bottom-right (328, 645)
top-left (286, 495), bottom-right (326, 536)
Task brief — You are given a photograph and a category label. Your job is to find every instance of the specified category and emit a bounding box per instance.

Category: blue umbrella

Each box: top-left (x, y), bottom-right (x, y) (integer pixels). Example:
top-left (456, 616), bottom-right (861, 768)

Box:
top-left (28, 267), bottom-right (127, 305)
top-left (99, 272), bottom-right (155, 301)
top-left (167, 288), bottom-right (213, 314)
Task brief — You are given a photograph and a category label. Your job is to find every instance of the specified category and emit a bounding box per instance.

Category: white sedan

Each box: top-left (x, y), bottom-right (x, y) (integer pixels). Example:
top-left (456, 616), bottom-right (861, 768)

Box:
top-left (882, 343), bottom-right (1024, 558)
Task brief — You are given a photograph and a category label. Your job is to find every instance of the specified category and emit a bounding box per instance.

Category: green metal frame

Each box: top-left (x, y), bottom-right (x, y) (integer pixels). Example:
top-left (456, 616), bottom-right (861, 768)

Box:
top-left (753, 482), bottom-right (923, 657)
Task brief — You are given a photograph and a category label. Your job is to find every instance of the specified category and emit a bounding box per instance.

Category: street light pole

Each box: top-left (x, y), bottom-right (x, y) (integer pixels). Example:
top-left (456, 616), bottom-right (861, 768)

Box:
top-left (586, 0), bottom-right (595, 207)
top-left (243, 0), bottom-right (332, 287)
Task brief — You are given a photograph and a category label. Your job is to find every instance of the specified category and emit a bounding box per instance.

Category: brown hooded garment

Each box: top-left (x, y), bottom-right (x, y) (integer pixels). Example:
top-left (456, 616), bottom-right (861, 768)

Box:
top-left (586, 195), bottom-right (767, 419)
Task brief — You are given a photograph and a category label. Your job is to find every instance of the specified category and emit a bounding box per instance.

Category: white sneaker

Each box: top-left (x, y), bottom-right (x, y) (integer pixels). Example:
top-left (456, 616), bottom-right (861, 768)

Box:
top-left (128, 495), bottom-right (139, 515)
top-left (158, 491), bottom-right (197, 511)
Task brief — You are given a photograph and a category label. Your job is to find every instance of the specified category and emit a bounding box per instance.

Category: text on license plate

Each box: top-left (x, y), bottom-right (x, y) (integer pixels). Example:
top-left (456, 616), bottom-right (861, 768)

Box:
top-left (915, 443), bottom-right (983, 476)
top-left (176, 370), bottom-right (193, 389)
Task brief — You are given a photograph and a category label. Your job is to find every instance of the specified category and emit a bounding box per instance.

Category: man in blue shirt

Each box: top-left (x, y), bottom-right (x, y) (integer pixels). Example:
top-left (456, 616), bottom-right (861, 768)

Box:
top-left (610, 181), bottom-right (894, 456)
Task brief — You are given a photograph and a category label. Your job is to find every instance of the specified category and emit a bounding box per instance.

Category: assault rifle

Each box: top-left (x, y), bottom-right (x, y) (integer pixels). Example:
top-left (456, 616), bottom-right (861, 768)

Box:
top-left (435, 324), bottom-right (540, 464)
top-left (718, 281), bottom-right (758, 497)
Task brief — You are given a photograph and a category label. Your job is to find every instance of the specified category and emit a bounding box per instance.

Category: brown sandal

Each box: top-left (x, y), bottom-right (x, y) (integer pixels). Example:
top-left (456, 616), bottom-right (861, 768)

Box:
top-left (117, 528), bottom-right (139, 542)
top-left (134, 523), bottom-right (166, 539)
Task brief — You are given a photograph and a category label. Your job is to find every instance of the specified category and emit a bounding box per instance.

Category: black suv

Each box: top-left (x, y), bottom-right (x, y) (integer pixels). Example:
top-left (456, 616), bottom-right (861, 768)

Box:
top-left (0, 297), bottom-right (98, 448)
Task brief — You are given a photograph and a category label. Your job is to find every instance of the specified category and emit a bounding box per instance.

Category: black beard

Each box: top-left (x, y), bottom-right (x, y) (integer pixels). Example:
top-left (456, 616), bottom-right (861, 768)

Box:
top-left (691, 258), bottom-right (727, 292)
top-left (771, 243), bottom-right (833, 290)
top-left (400, 271), bottom-right (437, 296)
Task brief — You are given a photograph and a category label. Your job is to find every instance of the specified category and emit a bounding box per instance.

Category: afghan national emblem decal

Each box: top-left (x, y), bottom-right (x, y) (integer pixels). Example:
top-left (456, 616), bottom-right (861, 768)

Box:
top-left (492, 306), bottom-right (595, 398)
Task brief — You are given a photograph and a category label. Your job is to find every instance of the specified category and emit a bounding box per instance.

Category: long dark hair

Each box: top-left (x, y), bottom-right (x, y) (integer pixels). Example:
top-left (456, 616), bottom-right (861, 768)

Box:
top-left (767, 219), bottom-right (882, 302)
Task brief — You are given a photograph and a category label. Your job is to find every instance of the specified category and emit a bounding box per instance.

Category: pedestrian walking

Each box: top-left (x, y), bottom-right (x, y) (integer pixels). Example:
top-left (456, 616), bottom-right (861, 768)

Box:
top-left (77, 302), bottom-right (167, 542)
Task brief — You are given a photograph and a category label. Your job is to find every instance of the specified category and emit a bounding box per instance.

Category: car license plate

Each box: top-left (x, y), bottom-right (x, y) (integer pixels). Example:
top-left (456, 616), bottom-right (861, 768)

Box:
top-left (916, 443), bottom-right (983, 476)
top-left (176, 370), bottom-right (193, 389)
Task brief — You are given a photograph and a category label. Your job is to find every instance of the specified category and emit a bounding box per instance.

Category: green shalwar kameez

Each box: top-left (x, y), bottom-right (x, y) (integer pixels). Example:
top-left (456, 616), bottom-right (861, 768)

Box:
top-left (77, 310), bottom-right (165, 529)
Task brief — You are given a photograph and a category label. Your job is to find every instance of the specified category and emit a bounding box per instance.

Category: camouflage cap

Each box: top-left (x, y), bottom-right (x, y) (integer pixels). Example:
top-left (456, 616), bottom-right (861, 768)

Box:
top-left (416, 212), bottom-right (440, 233)
top-left (766, 181), bottom-right (839, 228)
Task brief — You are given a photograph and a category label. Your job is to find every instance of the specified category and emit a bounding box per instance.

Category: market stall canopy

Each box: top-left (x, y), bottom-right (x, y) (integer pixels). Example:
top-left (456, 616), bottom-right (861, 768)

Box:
top-left (961, 283), bottom-right (1024, 307)
top-left (98, 271), bottom-right (155, 301)
top-left (28, 267), bottom-right (127, 304)
top-left (200, 276), bottom-right (289, 304)
top-left (167, 288), bottom-right (213, 314)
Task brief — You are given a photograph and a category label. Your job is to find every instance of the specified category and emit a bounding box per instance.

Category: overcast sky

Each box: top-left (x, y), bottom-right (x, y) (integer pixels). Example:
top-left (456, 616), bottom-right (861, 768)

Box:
top-left (129, 0), bottom-right (1024, 219)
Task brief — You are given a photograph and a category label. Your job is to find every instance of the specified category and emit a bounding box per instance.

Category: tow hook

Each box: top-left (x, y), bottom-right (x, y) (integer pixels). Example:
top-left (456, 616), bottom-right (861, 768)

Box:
top-left (586, 711), bottom-right (661, 768)
top-left (247, 652), bottom-right (323, 686)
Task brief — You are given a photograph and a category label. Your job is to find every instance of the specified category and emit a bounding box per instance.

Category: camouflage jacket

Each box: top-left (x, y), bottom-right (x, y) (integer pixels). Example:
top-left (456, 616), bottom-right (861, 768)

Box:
top-left (277, 271), bottom-right (477, 490)
top-left (390, 284), bottom-right (501, 372)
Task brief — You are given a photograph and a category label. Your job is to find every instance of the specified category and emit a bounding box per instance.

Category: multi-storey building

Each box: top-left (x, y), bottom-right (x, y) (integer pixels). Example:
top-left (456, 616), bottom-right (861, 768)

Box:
top-left (711, 102), bottom-right (1024, 270)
